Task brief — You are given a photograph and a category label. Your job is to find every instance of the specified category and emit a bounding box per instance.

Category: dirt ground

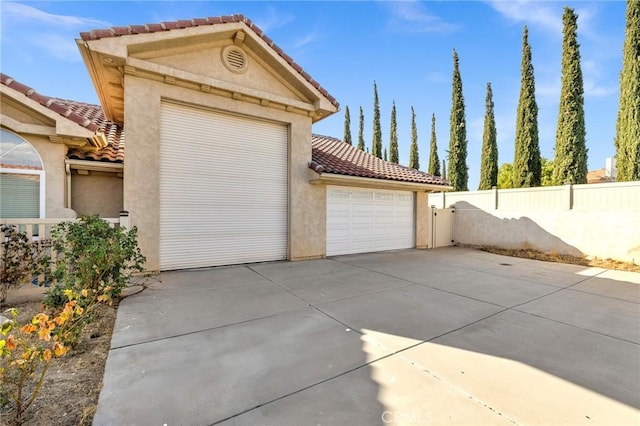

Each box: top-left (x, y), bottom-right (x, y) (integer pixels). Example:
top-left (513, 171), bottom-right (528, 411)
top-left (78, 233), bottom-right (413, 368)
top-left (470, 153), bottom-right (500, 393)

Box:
top-left (479, 246), bottom-right (640, 272)
top-left (0, 302), bottom-right (116, 426)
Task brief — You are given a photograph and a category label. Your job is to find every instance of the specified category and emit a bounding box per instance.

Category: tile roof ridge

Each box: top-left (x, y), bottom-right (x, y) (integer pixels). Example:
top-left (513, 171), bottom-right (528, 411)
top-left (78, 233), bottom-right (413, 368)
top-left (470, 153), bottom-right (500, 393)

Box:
top-left (1, 73), bottom-right (100, 132)
top-left (78, 14), bottom-right (338, 109)
top-left (52, 97), bottom-right (102, 109)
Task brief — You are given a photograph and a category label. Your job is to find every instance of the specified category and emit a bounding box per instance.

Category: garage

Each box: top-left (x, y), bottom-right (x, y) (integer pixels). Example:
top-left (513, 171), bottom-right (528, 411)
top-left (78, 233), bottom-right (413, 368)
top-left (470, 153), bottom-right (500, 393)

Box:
top-left (159, 102), bottom-right (288, 270)
top-left (326, 185), bottom-right (415, 256)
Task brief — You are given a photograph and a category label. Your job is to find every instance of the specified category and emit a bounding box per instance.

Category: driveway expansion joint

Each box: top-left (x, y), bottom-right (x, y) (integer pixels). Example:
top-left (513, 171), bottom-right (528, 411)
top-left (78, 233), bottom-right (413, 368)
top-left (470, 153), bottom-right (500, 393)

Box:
top-left (109, 306), bottom-right (309, 351)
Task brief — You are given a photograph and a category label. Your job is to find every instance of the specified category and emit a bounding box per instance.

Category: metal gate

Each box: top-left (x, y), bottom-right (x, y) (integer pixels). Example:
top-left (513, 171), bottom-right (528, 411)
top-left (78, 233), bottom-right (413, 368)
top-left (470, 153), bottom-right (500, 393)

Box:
top-left (430, 207), bottom-right (455, 248)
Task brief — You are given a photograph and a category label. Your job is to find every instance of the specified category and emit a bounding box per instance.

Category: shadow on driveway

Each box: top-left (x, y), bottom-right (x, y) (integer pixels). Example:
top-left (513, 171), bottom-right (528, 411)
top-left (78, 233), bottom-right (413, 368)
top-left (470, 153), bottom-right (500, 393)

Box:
top-left (94, 247), bottom-right (640, 425)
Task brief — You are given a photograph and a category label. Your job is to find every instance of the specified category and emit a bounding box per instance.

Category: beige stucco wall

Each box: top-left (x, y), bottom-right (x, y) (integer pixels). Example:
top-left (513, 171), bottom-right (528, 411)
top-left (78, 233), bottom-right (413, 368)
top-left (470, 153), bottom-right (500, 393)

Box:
top-left (123, 75), bottom-right (325, 271)
top-left (148, 46), bottom-right (305, 102)
top-left (415, 192), bottom-right (429, 249)
top-left (71, 172), bottom-right (123, 217)
top-left (452, 208), bottom-right (640, 264)
top-left (2, 99), bottom-right (55, 126)
top-left (430, 183), bottom-right (640, 264)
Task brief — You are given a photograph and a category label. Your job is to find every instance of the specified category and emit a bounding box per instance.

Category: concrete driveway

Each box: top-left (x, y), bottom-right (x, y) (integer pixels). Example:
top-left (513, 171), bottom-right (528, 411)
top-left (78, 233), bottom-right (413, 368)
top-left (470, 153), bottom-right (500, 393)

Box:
top-left (93, 247), bottom-right (640, 425)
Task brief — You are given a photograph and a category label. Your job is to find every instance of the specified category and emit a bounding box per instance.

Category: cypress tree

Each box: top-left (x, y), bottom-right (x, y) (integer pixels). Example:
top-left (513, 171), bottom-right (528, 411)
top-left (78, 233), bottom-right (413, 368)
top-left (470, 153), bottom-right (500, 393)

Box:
top-left (479, 82), bottom-right (498, 189)
top-left (513, 26), bottom-right (542, 187)
top-left (442, 159), bottom-right (447, 181)
top-left (372, 81), bottom-right (383, 158)
top-left (409, 106), bottom-right (420, 169)
top-left (615, 0), bottom-right (640, 181)
top-left (428, 114), bottom-right (441, 176)
top-left (449, 49), bottom-right (469, 191)
top-left (357, 106), bottom-right (365, 151)
top-left (553, 7), bottom-right (588, 185)
top-left (384, 148), bottom-right (388, 161)
top-left (389, 101), bottom-right (399, 163)
top-left (343, 106), bottom-right (352, 145)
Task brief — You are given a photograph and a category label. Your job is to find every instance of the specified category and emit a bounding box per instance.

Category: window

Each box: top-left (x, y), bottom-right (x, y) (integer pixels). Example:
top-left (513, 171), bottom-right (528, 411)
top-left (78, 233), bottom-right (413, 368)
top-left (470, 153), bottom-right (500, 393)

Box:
top-left (0, 128), bottom-right (45, 218)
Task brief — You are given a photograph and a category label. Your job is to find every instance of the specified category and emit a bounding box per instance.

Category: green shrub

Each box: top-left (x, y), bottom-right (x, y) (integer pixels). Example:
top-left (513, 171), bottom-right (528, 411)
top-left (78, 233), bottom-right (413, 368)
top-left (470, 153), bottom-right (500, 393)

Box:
top-left (44, 215), bottom-right (146, 310)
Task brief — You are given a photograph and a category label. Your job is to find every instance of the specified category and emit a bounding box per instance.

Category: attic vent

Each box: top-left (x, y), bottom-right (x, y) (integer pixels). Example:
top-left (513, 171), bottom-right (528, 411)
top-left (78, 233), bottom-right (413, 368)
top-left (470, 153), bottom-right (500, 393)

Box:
top-left (222, 46), bottom-right (248, 74)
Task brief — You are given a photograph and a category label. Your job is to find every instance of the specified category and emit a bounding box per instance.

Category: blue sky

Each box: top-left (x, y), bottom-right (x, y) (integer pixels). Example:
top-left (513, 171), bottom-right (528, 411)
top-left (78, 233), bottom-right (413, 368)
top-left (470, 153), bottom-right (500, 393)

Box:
top-left (1, 1), bottom-right (627, 189)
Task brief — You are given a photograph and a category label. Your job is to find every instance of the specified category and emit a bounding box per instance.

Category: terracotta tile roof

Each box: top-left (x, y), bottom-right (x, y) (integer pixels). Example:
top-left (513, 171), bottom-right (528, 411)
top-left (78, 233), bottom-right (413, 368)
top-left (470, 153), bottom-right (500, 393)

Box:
top-left (310, 135), bottom-right (450, 186)
top-left (1, 73), bottom-right (102, 134)
top-left (56, 99), bottom-right (124, 163)
top-left (79, 14), bottom-right (339, 109)
top-left (0, 74), bottom-right (124, 162)
top-left (587, 168), bottom-right (614, 184)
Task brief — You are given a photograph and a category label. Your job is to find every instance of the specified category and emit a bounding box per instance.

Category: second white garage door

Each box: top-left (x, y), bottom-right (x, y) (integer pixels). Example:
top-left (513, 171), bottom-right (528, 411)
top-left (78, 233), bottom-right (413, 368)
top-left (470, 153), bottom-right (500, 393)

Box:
top-left (326, 186), bottom-right (415, 256)
top-left (159, 102), bottom-right (288, 270)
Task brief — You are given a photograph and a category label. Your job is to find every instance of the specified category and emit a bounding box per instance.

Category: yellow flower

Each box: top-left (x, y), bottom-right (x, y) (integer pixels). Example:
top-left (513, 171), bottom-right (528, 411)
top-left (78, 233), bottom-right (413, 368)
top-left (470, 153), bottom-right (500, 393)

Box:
top-left (76, 306), bottom-right (84, 315)
top-left (81, 289), bottom-right (89, 298)
top-left (53, 342), bottom-right (68, 357)
top-left (33, 313), bottom-right (49, 325)
top-left (43, 350), bottom-right (52, 362)
top-left (38, 327), bottom-right (52, 342)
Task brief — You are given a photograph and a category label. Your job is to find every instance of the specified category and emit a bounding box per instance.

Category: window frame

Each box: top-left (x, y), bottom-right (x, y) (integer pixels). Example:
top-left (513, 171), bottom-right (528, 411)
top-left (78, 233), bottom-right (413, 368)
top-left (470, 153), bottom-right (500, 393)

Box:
top-left (1, 129), bottom-right (46, 218)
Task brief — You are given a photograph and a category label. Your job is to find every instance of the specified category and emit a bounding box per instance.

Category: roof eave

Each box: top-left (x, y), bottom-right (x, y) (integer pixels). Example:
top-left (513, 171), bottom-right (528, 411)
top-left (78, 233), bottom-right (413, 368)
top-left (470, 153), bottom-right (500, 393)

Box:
top-left (1, 84), bottom-right (106, 148)
top-left (65, 158), bottom-right (124, 173)
top-left (309, 172), bottom-right (452, 192)
top-left (76, 38), bottom-right (121, 124)
top-left (75, 19), bottom-right (339, 124)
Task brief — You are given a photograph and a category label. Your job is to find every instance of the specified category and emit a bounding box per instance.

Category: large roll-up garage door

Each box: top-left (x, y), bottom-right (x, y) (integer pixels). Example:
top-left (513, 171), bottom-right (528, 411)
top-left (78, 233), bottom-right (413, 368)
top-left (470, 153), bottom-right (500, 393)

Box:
top-left (159, 102), bottom-right (288, 270)
top-left (326, 186), bottom-right (415, 256)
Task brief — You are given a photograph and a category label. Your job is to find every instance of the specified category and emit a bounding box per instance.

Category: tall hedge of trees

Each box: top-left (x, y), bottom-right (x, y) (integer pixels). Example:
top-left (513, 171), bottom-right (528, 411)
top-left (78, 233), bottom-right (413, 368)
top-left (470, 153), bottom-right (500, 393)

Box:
top-left (615, 0), bottom-right (640, 181)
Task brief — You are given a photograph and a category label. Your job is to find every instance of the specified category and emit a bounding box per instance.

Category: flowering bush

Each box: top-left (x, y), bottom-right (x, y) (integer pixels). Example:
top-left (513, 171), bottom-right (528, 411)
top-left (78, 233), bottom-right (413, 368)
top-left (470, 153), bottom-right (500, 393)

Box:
top-left (0, 306), bottom-right (75, 424)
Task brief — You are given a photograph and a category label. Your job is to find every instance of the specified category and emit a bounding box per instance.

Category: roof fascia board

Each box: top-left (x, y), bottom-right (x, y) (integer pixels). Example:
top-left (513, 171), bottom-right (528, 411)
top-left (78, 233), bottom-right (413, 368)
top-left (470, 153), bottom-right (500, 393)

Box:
top-left (0, 85), bottom-right (96, 141)
top-left (309, 172), bottom-right (453, 193)
top-left (76, 38), bottom-right (118, 124)
top-left (0, 114), bottom-right (55, 137)
top-left (66, 158), bottom-right (123, 173)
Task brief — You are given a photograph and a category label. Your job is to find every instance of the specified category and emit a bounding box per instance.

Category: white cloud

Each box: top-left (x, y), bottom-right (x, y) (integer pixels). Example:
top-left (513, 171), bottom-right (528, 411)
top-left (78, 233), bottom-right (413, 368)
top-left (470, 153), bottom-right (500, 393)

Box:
top-left (2, 2), bottom-right (109, 28)
top-left (582, 60), bottom-right (617, 97)
top-left (253, 5), bottom-right (295, 33)
top-left (536, 80), bottom-right (561, 101)
top-left (28, 33), bottom-right (83, 62)
top-left (385, 1), bottom-right (458, 33)
top-left (1, 3), bottom-right (110, 64)
top-left (486, 0), bottom-right (562, 34)
top-left (488, 1), bottom-right (600, 40)
top-left (293, 31), bottom-right (318, 49)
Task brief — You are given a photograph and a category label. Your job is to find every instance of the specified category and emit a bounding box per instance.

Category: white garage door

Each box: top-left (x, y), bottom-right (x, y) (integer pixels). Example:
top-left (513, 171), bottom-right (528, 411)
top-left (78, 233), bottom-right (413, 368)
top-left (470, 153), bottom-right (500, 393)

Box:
top-left (326, 186), bottom-right (415, 256)
top-left (159, 102), bottom-right (288, 270)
